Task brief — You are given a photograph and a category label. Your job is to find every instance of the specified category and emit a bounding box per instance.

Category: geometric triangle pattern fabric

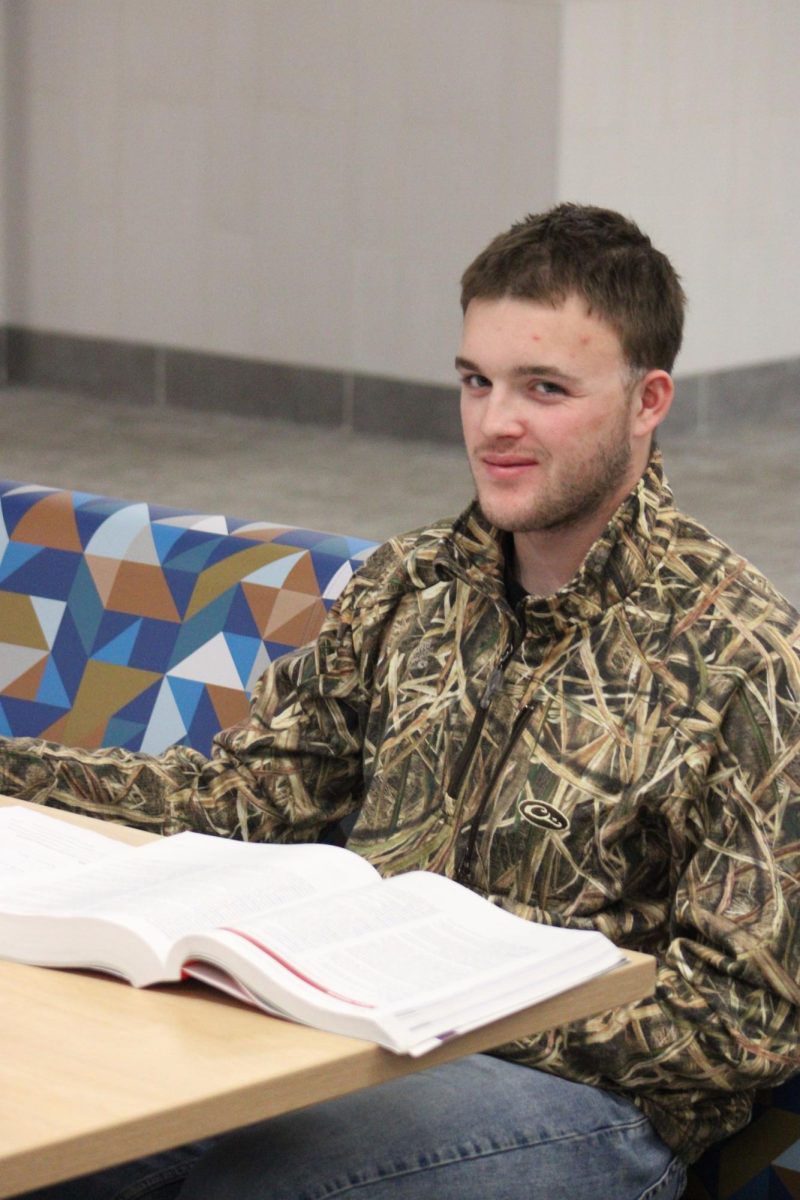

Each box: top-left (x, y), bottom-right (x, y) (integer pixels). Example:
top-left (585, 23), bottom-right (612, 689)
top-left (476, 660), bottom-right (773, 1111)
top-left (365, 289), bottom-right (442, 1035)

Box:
top-left (0, 479), bottom-right (377, 755)
top-left (685, 1077), bottom-right (800, 1199)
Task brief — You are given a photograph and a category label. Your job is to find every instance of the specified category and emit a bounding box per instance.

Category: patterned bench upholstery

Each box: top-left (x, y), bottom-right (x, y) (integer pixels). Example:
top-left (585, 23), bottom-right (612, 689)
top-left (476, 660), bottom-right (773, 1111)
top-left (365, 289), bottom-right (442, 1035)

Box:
top-left (0, 480), bottom-right (375, 754)
top-left (0, 478), bottom-right (795, 1198)
top-left (685, 1079), bottom-right (800, 1199)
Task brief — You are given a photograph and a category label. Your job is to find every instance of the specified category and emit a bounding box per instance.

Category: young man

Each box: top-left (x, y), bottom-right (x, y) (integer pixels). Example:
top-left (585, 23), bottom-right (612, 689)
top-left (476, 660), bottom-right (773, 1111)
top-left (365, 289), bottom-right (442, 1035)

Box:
top-left (7, 205), bottom-right (799, 1200)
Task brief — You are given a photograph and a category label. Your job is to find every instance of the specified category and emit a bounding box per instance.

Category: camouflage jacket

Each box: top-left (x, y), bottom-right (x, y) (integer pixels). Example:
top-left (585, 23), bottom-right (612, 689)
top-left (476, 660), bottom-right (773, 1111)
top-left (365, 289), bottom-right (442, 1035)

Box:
top-left (2, 452), bottom-right (799, 1162)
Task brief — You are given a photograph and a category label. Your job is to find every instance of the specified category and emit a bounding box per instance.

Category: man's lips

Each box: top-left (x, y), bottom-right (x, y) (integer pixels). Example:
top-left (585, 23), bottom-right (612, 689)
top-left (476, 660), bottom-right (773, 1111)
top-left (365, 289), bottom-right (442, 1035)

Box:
top-left (479, 453), bottom-right (540, 478)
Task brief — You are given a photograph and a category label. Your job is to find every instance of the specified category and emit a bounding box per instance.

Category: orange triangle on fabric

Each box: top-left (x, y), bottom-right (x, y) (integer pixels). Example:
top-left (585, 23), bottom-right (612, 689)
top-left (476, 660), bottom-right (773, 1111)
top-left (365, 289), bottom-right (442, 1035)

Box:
top-left (206, 684), bottom-right (250, 733)
top-left (107, 562), bottom-right (181, 622)
top-left (283, 553), bottom-right (322, 596)
top-left (241, 582), bottom-right (279, 637)
top-left (227, 525), bottom-right (294, 544)
top-left (12, 492), bottom-right (84, 552)
top-left (774, 1166), bottom-right (800, 1197)
top-left (3, 656), bottom-right (48, 701)
top-left (85, 555), bottom-right (123, 607)
top-left (61, 661), bottom-right (161, 748)
top-left (266, 594), bottom-right (326, 647)
top-left (41, 713), bottom-right (70, 743)
top-left (0, 593), bottom-right (49, 650)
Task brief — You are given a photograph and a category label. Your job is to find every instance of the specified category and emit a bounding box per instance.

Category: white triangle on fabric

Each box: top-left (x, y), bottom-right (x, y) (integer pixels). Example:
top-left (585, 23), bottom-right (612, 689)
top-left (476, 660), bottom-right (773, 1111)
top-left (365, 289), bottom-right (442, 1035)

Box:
top-left (323, 561), bottom-right (354, 601)
top-left (123, 524), bottom-right (162, 566)
top-left (141, 678), bottom-right (189, 755)
top-left (0, 644), bottom-right (48, 692)
top-left (245, 641), bottom-right (271, 695)
top-left (84, 503), bottom-right (151, 559)
top-left (168, 632), bottom-right (243, 689)
top-left (188, 516), bottom-right (230, 535)
top-left (30, 597), bottom-right (67, 648)
top-left (243, 551), bottom-right (304, 589)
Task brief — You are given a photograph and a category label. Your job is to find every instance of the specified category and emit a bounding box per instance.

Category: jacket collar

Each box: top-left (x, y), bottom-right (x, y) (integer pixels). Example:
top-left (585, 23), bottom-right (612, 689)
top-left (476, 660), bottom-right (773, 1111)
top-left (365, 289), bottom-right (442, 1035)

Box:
top-left (425, 449), bottom-right (675, 635)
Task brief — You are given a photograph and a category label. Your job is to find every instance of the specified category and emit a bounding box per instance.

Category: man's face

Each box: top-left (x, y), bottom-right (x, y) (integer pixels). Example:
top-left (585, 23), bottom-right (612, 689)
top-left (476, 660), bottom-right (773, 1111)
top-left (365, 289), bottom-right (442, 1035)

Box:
top-left (457, 294), bottom-right (645, 540)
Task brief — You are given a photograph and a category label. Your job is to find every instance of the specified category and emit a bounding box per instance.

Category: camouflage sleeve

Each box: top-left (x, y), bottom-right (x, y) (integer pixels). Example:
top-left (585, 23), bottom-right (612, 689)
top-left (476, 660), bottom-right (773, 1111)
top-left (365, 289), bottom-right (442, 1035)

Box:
top-left (494, 645), bottom-right (800, 1157)
top-left (0, 550), bottom-right (392, 840)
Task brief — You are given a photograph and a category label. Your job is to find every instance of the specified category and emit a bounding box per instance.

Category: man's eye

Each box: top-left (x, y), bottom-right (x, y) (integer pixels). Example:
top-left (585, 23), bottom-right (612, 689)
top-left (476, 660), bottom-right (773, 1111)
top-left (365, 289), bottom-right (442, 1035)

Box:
top-left (462, 374), bottom-right (491, 390)
top-left (532, 380), bottom-right (566, 397)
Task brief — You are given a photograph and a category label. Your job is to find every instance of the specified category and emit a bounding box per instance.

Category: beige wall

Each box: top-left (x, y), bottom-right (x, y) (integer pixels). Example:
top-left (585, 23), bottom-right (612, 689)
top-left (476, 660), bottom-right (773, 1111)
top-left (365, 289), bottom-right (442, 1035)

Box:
top-left (1, 0), bottom-right (559, 385)
top-left (2, 0), bottom-right (798, 385)
top-left (558, 0), bottom-right (800, 376)
top-left (0, 2), bottom-right (8, 326)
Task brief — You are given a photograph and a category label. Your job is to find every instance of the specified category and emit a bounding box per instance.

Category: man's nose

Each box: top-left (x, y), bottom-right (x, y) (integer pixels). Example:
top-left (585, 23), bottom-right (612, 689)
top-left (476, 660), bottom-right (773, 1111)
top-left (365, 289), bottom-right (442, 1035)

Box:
top-left (480, 387), bottom-right (526, 440)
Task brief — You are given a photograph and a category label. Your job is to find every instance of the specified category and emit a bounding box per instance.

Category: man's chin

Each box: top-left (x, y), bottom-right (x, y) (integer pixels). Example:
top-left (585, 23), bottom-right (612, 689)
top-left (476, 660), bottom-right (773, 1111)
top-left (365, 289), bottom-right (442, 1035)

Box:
top-left (475, 498), bottom-right (542, 534)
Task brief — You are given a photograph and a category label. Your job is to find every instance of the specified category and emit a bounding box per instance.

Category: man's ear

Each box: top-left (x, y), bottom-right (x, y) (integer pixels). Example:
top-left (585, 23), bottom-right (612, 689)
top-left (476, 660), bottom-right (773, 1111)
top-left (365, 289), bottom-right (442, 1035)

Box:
top-left (631, 370), bottom-right (674, 438)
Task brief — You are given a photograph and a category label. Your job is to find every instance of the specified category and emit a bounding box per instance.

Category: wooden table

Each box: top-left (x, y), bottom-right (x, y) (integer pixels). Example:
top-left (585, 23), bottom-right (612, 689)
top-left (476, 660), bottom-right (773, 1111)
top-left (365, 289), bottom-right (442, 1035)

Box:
top-left (0, 803), bottom-right (655, 1197)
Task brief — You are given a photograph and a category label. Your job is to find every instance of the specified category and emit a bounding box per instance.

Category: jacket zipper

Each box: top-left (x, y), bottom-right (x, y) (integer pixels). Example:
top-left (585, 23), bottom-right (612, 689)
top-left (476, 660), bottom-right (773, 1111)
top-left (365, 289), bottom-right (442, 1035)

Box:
top-left (454, 699), bottom-right (537, 886)
top-left (446, 641), bottom-right (515, 804)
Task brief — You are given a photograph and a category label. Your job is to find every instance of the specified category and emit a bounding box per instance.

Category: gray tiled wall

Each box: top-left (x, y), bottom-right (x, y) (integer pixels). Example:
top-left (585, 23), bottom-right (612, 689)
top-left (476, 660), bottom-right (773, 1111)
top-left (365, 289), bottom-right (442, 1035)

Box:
top-left (1, 326), bottom-right (797, 442)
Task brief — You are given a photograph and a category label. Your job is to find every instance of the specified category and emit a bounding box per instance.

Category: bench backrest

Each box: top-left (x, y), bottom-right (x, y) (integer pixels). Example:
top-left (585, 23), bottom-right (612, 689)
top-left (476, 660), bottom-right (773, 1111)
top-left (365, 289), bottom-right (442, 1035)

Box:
top-left (0, 480), bottom-right (376, 753)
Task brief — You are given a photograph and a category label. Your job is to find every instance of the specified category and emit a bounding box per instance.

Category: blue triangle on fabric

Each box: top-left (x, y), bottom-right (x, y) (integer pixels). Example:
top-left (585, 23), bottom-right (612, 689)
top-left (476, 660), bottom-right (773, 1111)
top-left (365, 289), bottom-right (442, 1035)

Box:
top-left (149, 523), bottom-right (188, 564)
top-left (271, 528), bottom-right (324, 551)
top-left (28, 549), bottom-right (85, 600)
top-left (204, 535), bottom-right (260, 568)
top-left (265, 639), bottom-right (296, 661)
top-left (161, 536), bottom-right (224, 574)
top-left (0, 542), bottom-right (42, 584)
top-left (224, 632), bottom-right (262, 687)
top-left (111, 678), bottom-right (163, 725)
top-left (51, 611), bottom-right (93, 697)
top-left (168, 590), bottom-right (237, 668)
top-left (161, 566), bottom-right (200, 619)
top-left (0, 701), bottom-right (12, 737)
top-left (185, 689), bottom-right (223, 756)
top-left (728, 1166), bottom-right (773, 1199)
top-left (66, 559), bottom-right (104, 654)
top-left (92, 610), bottom-right (138, 650)
top-left (127, 617), bottom-right (180, 674)
top-left (167, 676), bottom-right (206, 728)
top-left (70, 490), bottom-right (101, 507)
top-left (271, 530), bottom-right (375, 556)
top-left (103, 717), bottom-right (147, 750)
top-left (0, 696), bottom-right (71, 739)
top-left (305, 550), bottom-right (352, 592)
top-left (36, 658), bottom-right (72, 709)
top-left (93, 620), bottom-right (142, 666)
top-left (224, 585), bottom-right (260, 638)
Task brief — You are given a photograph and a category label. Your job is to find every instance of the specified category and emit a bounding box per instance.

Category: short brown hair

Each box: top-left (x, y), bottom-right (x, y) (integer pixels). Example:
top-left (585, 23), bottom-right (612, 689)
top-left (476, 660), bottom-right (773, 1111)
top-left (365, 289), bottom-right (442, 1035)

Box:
top-left (460, 203), bottom-right (685, 373)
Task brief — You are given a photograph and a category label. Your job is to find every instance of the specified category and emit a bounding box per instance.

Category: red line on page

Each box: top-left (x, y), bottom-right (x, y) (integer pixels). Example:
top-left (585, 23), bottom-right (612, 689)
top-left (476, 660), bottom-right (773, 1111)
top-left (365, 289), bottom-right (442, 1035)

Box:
top-left (218, 927), bottom-right (377, 1009)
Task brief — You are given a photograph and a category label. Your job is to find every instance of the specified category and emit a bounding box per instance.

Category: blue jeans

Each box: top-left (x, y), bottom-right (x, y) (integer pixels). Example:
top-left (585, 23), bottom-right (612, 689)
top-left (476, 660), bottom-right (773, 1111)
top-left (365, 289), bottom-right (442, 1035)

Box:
top-left (21, 1056), bottom-right (686, 1200)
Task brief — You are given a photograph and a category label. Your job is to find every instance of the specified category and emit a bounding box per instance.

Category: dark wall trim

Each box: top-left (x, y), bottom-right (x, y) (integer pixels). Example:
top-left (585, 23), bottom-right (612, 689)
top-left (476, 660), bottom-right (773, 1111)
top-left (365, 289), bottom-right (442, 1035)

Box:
top-left (1, 325), bottom-right (797, 443)
top-left (2, 326), bottom-right (464, 443)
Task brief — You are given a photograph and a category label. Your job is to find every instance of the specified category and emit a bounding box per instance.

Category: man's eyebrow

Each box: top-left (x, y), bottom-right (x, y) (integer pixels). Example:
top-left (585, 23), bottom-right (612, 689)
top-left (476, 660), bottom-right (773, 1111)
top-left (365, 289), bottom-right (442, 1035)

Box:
top-left (454, 356), bottom-right (581, 384)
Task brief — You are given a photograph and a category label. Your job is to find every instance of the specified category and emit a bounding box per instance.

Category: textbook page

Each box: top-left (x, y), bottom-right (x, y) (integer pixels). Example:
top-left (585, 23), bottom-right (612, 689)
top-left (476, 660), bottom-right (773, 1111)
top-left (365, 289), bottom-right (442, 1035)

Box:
top-left (176, 867), bottom-right (622, 1051)
top-left (0, 804), bottom-right (131, 884)
top-left (0, 829), bottom-right (380, 984)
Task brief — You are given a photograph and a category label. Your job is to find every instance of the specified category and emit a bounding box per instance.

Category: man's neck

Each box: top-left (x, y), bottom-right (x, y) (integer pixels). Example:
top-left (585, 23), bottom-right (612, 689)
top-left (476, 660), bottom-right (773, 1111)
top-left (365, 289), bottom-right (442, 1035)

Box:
top-left (509, 451), bottom-right (652, 597)
top-left (512, 525), bottom-right (598, 597)
top-left (511, 489), bottom-right (634, 597)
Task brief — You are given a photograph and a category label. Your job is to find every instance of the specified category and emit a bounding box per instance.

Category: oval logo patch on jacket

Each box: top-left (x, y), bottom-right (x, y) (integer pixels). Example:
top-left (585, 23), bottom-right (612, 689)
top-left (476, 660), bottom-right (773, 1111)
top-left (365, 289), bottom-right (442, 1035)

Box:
top-left (519, 799), bottom-right (569, 832)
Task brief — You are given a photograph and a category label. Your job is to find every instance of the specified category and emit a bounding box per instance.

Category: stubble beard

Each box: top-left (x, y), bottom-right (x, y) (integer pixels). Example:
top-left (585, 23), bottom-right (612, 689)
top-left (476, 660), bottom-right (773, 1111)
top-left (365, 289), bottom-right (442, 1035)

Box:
top-left (474, 423), bottom-right (635, 537)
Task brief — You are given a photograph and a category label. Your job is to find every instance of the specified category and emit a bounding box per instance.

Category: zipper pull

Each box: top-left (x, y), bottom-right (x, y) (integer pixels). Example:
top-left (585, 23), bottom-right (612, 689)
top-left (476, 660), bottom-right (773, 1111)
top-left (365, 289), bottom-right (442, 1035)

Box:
top-left (480, 645), bottom-right (514, 709)
top-left (480, 666), bottom-right (503, 709)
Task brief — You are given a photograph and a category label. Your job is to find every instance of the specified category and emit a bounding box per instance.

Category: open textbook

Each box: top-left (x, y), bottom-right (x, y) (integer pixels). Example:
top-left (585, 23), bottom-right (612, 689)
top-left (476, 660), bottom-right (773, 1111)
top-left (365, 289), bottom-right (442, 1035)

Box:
top-left (0, 805), bottom-right (624, 1057)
